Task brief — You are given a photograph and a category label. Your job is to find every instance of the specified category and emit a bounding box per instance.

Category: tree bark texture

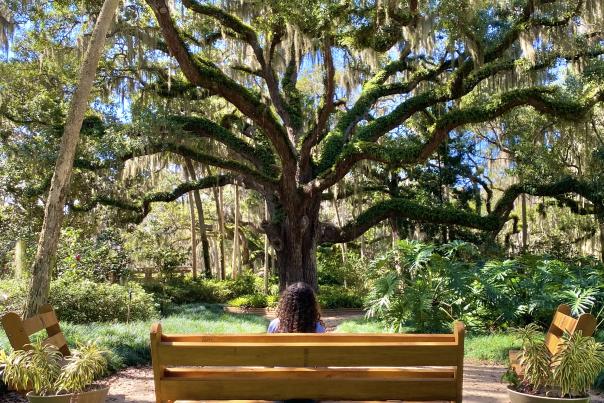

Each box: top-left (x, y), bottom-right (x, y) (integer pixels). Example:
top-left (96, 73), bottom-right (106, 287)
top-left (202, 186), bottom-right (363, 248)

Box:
top-left (184, 158), bottom-right (211, 278)
top-left (24, 0), bottom-right (120, 318)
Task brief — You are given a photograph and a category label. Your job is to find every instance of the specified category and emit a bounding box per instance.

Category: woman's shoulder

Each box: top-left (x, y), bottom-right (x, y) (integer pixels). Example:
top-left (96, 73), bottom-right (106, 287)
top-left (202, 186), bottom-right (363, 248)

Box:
top-left (267, 318), bottom-right (280, 333)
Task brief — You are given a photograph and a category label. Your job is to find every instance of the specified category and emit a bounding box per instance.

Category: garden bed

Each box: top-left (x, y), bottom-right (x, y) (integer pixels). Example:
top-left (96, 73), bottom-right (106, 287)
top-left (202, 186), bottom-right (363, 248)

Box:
top-left (223, 306), bottom-right (365, 316)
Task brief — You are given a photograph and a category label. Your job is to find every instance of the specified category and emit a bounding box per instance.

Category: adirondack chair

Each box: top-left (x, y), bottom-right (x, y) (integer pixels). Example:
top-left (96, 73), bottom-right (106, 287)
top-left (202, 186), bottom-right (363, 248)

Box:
top-left (509, 304), bottom-right (596, 374)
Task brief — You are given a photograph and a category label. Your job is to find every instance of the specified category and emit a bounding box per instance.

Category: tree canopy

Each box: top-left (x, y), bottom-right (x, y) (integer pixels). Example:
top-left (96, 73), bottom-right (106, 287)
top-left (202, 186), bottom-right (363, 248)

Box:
top-left (1, 0), bottom-right (604, 289)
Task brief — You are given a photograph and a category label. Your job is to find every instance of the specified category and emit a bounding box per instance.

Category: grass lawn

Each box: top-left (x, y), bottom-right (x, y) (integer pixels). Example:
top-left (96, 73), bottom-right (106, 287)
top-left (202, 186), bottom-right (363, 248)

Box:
top-left (0, 304), bottom-right (268, 370)
top-left (0, 304), bottom-right (519, 371)
top-left (336, 318), bottom-right (520, 363)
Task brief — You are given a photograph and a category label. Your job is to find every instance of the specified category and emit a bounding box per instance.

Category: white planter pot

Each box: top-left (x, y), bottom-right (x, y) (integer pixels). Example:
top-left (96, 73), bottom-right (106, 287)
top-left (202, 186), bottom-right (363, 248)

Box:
top-left (508, 386), bottom-right (590, 403)
top-left (26, 386), bottom-right (109, 403)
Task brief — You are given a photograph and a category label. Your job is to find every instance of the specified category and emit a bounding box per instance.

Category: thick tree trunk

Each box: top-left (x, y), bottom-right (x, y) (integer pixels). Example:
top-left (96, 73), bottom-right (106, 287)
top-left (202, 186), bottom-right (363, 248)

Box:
top-left (23, 0), bottom-right (120, 319)
top-left (184, 158), bottom-right (211, 278)
top-left (265, 197), bottom-right (321, 291)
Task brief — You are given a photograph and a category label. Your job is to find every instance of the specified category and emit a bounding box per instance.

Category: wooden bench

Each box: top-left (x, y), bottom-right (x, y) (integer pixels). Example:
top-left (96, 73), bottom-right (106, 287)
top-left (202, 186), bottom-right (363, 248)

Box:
top-left (1, 304), bottom-right (70, 356)
top-left (510, 304), bottom-right (596, 374)
top-left (150, 321), bottom-right (465, 403)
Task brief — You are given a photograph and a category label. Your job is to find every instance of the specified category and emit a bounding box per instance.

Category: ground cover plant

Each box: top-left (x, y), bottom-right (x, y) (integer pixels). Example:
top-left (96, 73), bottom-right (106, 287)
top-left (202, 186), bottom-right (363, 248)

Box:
top-left (365, 240), bottom-right (604, 332)
top-left (2, 340), bottom-right (108, 397)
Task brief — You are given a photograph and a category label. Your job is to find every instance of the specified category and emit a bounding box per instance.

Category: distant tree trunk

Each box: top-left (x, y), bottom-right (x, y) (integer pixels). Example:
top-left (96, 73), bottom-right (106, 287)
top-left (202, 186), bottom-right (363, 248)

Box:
top-left (598, 215), bottom-right (604, 262)
top-left (231, 183), bottom-right (241, 278)
top-left (206, 166), bottom-right (225, 280)
top-left (23, 0), bottom-right (120, 319)
top-left (521, 193), bottom-right (528, 252)
top-left (263, 201), bottom-right (269, 294)
top-left (332, 193), bottom-right (347, 264)
top-left (184, 158), bottom-right (211, 278)
top-left (187, 189), bottom-right (198, 279)
top-left (240, 229), bottom-right (250, 269)
top-left (14, 239), bottom-right (25, 279)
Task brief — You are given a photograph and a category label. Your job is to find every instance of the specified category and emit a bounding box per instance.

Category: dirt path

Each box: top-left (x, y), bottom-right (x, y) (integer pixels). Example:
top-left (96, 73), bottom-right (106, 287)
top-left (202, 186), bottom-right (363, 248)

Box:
top-left (104, 361), bottom-right (512, 403)
top-left (5, 361), bottom-right (604, 402)
top-left (0, 362), bottom-right (524, 402)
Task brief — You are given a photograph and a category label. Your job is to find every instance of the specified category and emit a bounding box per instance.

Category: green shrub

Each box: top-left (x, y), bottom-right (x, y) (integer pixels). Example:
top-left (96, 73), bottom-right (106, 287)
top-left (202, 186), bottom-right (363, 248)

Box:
top-left (49, 279), bottom-right (156, 323)
top-left (365, 240), bottom-right (604, 333)
top-left (142, 277), bottom-right (237, 310)
top-left (318, 286), bottom-right (364, 309)
top-left (0, 279), bottom-right (26, 317)
top-left (56, 228), bottom-right (131, 283)
top-left (267, 295), bottom-right (278, 307)
top-left (317, 247), bottom-right (366, 288)
top-left (227, 294), bottom-right (268, 308)
top-left (229, 271), bottom-right (258, 296)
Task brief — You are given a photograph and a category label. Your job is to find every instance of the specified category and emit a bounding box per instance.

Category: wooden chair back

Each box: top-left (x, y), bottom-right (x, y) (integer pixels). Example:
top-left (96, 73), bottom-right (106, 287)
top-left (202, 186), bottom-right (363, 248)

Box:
top-left (544, 304), bottom-right (596, 354)
top-left (510, 304), bottom-right (597, 375)
top-left (150, 321), bottom-right (465, 403)
top-left (1, 304), bottom-right (70, 356)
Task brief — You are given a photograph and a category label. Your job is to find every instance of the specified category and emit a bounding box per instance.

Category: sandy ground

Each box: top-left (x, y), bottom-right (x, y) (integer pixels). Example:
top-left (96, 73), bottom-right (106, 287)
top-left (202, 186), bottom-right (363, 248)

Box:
top-left (0, 361), bottom-right (562, 402)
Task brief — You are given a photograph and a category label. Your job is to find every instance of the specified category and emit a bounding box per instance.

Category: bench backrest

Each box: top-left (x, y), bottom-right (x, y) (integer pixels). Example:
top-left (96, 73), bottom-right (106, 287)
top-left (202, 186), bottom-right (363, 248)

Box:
top-left (545, 304), bottom-right (596, 355)
top-left (1, 304), bottom-right (70, 356)
top-left (150, 321), bottom-right (465, 402)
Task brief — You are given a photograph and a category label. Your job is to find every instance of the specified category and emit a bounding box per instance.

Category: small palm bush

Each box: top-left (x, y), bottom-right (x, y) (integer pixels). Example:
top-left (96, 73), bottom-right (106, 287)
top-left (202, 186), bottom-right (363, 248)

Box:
top-left (511, 325), bottom-right (604, 398)
top-left (2, 340), bottom-right (108, 396)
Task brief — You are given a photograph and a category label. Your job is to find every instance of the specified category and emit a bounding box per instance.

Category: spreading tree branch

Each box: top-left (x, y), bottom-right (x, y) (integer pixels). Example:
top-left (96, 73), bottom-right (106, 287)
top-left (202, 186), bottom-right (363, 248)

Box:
top-left (319, 176), bottom-right (603, 244)
top-left (70, 174), bottom-right (234, 222)
top-left (145, 0), bottom-right (297, 167)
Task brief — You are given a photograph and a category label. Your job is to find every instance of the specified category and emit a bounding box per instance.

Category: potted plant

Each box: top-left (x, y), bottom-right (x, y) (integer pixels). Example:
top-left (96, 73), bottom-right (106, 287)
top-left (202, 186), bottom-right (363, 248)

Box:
top-left (505, 324), bottom-right (604, 403)
top-left (0, 348), bottom-right (7, 393)
top-left (2, 340), bottom-right (109, 403)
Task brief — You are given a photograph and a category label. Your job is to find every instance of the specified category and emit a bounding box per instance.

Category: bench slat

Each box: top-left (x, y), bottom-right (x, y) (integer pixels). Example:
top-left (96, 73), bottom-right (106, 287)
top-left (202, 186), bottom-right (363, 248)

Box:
top-left (163, 367), bottom-right (456, 379)
top-left (161, 333), bottom-right (456, 343)
top-left (158, 378), bottom-right (458, 401)
top-left (43, 332), bottom-right (68, 351)
top-left (157, 342), bottom-right (459, 367)
top-left (22, 311), bottom-right (58, 336)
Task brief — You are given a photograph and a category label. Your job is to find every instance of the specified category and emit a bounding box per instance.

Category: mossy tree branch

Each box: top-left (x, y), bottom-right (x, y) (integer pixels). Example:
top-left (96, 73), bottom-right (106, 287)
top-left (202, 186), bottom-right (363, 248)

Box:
top-left (312, 83), bottom-right (604, 194)
top-left (70, 174), bottom-right (235, 223)
top-left (145, 141), bottom-right (279, 191)
top-left (145, 0), bottom-right (297, 168)
top-left (165, 115), bottom-right (277, 175)
top-left (320, 176), bottom-right (604, 244)
top-left (419, 86), bottom-right (604, 160)
top-left (182, 0), bottom-right (298, 139)
top-left (300, 35), bottom-right (336, 174)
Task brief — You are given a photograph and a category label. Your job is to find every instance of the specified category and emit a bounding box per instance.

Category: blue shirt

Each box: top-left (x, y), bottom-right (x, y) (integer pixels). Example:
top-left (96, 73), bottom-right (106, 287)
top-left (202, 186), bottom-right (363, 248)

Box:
top-left (267, 318), bottom-right (326, 333)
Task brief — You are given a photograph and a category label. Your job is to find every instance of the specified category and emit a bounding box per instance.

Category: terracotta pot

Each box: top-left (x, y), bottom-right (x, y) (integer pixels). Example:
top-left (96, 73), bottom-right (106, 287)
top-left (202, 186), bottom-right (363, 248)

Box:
top-left (26, 386), bottom-right (109, 403)
top-left (507, 386), bottom-right (590, 403)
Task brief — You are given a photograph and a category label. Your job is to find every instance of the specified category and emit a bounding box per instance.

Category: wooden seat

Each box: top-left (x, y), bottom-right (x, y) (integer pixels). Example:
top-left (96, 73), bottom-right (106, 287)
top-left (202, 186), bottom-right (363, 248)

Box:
top-left (1, 304), bottom-right (70, 356)
top-left (510, 304), bottom-right (596, 374)
top-left (150, 321), bottom-right (465, 403)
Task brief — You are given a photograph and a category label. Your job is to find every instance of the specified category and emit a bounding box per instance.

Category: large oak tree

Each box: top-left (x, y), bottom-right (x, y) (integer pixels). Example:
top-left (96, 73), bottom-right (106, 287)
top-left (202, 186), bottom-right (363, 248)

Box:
top-left (4, 0), bottom-right (604, 291)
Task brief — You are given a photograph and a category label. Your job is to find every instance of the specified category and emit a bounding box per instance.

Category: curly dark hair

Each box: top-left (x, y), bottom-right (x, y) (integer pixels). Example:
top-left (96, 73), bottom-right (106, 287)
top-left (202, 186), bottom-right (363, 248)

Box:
top-left (276, 282), bottom-right (323, 333)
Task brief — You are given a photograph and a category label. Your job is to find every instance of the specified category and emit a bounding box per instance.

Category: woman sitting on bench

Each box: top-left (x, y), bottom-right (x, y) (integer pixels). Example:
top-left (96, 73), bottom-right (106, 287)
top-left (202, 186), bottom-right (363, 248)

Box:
top-left (268, 282), bottom-right (325, 333)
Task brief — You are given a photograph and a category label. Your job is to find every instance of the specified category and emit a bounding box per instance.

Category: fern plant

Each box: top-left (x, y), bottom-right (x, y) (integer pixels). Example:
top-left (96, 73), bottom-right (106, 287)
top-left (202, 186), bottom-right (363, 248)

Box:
top-left (512, 325), bottom-right (604, 398)
top-left (2, 340), bottom-right (108, 396)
